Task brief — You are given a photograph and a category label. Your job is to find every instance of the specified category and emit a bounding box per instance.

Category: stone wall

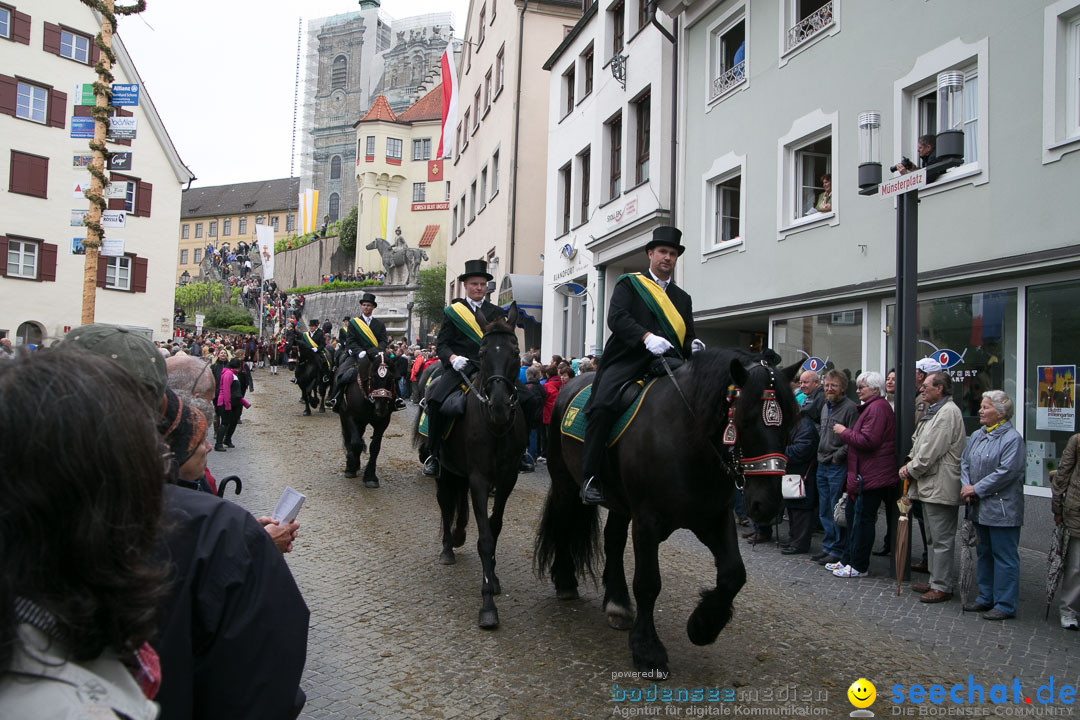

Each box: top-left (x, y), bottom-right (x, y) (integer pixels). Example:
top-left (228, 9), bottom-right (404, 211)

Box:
top-left (301, 286), bottom-right (420, 344)
top-left (275, 234), bottom-right (354, 290)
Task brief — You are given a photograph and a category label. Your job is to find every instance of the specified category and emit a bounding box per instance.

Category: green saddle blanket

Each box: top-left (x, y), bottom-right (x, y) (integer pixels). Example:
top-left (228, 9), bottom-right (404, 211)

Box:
top-left (418, 381), bottom-right (469, 440)
top-left (560, 379), bottom-right (655, 446)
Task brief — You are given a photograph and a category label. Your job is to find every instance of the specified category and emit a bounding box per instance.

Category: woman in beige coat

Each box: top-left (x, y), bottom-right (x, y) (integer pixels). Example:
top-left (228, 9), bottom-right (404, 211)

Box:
top-left (1052, 432), bottom-right (1080, 630)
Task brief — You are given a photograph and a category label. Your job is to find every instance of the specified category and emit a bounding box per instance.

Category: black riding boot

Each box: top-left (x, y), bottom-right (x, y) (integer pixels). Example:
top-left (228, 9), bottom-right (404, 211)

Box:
top-left (326, 378), bottom-right (343, 411)
top-left (581, 408), bottom-right (615, 505)
top-left (424, 402), bottom-right (442, 476)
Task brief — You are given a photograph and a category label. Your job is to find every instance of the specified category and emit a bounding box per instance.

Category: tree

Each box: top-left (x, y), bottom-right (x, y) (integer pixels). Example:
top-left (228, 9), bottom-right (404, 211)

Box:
top-left (339, 205), bottom-right (358, 254)
top-left (414, 264), bottom-right (447, 325)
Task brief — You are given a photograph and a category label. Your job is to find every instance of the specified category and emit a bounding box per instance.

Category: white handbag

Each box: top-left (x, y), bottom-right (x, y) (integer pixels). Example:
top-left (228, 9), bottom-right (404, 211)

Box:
top-left (781, 473), bottom-right (806, 500)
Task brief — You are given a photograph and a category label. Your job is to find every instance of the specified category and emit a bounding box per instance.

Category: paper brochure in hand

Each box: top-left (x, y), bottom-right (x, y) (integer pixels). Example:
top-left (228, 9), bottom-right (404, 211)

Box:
top-left (272, 487), bottom-right (306, 525)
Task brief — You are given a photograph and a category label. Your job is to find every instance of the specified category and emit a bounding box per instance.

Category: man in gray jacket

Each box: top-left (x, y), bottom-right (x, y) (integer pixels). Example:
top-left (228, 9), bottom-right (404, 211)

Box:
top-left (900, 372), bottom-right (966, 603)
top-left (813, 369), bottom-right (860, 565)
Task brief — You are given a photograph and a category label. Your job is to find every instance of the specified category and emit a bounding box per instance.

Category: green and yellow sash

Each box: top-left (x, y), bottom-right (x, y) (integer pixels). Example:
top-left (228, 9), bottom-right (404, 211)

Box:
top-left (443, 302), bottom-right (483, 346)
top-left (619, 273), bottom-right (686, 354)
top-left (302, 332), bottom-right (318, 350)
top-left (348, 317), bottom-right (378, 349)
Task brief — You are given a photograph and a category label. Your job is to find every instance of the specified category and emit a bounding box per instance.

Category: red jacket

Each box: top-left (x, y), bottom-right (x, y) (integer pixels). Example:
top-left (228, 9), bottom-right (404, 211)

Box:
top-left (839, 394), bottom-right (898, 495)
top-left (542, 378), bottom-right (563, 425)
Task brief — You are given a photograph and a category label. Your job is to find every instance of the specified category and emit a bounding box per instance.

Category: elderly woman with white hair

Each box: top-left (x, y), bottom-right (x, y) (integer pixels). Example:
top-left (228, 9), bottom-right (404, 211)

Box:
top-left (960, 390), bottom-right (1026, 620)
top-left (828, 371), bottom-right (898, 578)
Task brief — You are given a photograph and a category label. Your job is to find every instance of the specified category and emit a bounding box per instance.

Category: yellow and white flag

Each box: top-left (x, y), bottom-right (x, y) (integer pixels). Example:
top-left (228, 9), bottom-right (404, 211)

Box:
top-left (300, 188), bottom-right (319, 234)
top-left (379, 196), bottom-right (398, 241)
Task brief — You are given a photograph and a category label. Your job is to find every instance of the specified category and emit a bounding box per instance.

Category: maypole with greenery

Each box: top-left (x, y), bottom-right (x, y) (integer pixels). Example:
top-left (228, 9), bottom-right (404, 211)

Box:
top-left (78, 0), bottom-right (147, 324)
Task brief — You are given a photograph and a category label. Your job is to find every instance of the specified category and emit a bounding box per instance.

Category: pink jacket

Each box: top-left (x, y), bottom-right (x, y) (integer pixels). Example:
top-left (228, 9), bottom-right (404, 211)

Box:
top-left (216, 368), bottom-right (236, 410)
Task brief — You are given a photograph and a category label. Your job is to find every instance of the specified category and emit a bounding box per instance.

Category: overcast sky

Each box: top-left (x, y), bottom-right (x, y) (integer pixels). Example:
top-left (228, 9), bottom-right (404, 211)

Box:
top-left (117, 0), bottom-right (467, 188)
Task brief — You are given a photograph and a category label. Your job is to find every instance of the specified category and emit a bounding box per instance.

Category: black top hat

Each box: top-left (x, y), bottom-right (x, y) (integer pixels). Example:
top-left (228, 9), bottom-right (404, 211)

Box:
top-left (360, 292), bottom-right (378, 307)
top-left (458, 259), bottom-right (493, 282)
top-left (644, 226), bottom-right (685, 256)
top-left (308, 318), bottom-right (320, 326)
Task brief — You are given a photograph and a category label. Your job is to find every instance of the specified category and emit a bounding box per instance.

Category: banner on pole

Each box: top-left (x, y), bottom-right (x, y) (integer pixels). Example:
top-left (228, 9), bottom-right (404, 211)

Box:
top-left (299, 189), bottom-right (319, 234)
top-left (255, 224), bottom-right (275, 280)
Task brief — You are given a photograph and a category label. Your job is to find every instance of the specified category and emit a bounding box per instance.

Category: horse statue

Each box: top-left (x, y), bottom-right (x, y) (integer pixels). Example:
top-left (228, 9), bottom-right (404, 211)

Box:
top-left (365, 236), bottom-right (428, 286)
top-left (338, 352), bottom-right (395, 487)
top-left (414, 304), bottom-right (527, 629)
top-left (284, 326), bottom-right (332, 415)
top-left (535, 348), bottom-right (800, 678)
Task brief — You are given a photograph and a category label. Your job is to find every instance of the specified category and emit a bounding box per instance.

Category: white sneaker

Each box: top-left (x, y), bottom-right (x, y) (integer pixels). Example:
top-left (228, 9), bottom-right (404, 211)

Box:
top-left (1062, 615), bottom-right (1079, 631)
top-left (824, 561), bottom-right (846, 572)
top-left (833, 565), bottom-right (867, 578)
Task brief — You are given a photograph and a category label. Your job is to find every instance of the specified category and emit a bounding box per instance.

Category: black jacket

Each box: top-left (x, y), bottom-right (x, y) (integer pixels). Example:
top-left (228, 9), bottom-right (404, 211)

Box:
top-left (345, 315), bottom-right (388, 355)
top-left (436, 298), bottom-right (505, 368)
top-left (152, 486), bottom-right (309, 720)
top-left (586, 274), bottom-right (696, 413)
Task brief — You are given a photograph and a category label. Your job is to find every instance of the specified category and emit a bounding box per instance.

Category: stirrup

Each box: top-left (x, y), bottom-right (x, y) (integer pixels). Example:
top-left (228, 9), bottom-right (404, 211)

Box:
top-left (580, 476), bottom-right (605, 505)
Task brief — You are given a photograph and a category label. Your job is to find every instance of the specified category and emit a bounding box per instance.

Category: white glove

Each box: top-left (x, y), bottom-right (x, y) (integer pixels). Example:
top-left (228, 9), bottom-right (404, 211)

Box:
top-left (451, 356), bottom-right (470, 372)
top-left (691, 338), bottom-right (706, 354)
top-left (357, 350), bottom-right (366, 359)
top-left (644, 334), bottom-right (674, 356)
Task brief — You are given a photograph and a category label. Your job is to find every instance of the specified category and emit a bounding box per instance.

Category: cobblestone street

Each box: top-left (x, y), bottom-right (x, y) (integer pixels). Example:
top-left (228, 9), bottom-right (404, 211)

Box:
top-left (210, 371), bottom-right (1080, 719)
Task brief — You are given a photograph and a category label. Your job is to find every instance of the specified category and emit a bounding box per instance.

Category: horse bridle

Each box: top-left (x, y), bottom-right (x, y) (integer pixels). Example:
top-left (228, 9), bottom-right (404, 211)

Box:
top-left (362, 352), bottom-right (394, 401)
top-left (462, 332), bottom-right (519, 437)
top-left (720, 360), bottom-right (788, 488)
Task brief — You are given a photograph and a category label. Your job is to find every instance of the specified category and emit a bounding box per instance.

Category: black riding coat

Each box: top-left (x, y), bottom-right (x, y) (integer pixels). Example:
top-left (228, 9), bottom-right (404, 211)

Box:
top-left (345, 315), bottom-right (388, 355)
top-left (436, 298), bottom-right (505, 368)
top-left (585, 274), bottom-right (696, 413)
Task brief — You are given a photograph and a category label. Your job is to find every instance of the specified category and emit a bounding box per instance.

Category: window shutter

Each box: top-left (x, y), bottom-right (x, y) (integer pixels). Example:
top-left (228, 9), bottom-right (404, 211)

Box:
top-left (96, 254), bottom-right (107, 287)
top-left (9, 151), bottom-right (49, 199)
top-left (38, 243), bottom-right (58, 282)
top-left (48, 89), bottom-right (67, 129)
top-left (135, 180), bottom-right (152, 217)
top-left (132, 256), bottom-right (148, 293)
top-left (90, 38), bottom-right (100, 66)
top-left (74, 105), bottom-right (93, 117)
top-left (0, 75), bottom-right (16, 117)
top-left (0, 236), bottom-right (7, 277)
top-left (43, 22), bottom-right (61, 56)
top-left (13, 12), bottom-right (31, 45)
top-left (108, 197), bottom-right (125, 211)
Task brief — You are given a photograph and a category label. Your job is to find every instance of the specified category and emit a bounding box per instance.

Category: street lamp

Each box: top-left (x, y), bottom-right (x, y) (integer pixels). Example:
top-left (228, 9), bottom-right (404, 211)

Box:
top-left (406, 300), bottom-right (415, 346)
top-left (857, 76), bottom-right (965, 577)
top-left (179, 270), bottom-right (191, 286)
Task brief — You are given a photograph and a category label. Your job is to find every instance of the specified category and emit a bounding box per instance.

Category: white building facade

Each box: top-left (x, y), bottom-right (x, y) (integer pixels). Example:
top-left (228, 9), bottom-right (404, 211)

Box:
top-left (0, 0), bottom-right (193, 345)
top-left (541, 0), bottom-right (676, 359)
top-left (659, 0), bottom-right (1080, 528)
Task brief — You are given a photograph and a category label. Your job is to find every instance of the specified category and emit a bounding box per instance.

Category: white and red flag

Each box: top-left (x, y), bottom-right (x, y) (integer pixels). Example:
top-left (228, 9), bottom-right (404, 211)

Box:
top-left (438, 41), bottom-right (459, 159)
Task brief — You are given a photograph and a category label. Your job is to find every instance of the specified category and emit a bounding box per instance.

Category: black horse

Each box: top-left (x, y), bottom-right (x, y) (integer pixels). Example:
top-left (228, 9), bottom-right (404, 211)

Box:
top-left (535, 348), bottom-right (799, 678)
top-left (338, 352), bottom-right (395, 487)
top-left (415, 304), bottom-right (527, 629)
top-left (284, 327), bottom-right (332, 415)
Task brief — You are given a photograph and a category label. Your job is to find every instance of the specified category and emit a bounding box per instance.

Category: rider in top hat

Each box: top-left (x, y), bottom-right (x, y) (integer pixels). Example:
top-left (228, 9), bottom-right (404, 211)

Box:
top-left (423, 259), bottom-right (506, 476)
top-left (328, 292), bottom-right (388, 410)
top-left (580, 226), bottom-right (702, 505)
top-left (305, 319), bottom-right (326, 352)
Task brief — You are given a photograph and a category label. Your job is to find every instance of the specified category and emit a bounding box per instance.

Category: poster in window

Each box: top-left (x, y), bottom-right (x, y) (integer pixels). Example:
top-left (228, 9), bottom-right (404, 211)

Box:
top-left (1036, 365), bottom-right (1075, 431)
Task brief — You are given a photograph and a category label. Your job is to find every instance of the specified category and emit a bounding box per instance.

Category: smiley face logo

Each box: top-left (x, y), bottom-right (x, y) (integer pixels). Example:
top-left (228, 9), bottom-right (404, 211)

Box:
top-left (848, 678), bottom-right (876, 709)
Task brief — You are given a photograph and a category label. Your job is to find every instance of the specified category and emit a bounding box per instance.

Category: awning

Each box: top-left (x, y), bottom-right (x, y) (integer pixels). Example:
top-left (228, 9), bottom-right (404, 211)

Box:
top-left (498, 273), bottom-right (543, 325)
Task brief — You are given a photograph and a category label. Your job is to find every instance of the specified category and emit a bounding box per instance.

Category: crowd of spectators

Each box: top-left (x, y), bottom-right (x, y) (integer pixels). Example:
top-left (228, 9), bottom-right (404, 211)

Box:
top-left (321, 269), bottom-right (385, 285)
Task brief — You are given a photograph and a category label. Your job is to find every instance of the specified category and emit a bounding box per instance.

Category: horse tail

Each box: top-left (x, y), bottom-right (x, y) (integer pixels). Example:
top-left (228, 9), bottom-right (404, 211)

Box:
top-left (534, 416), bottom-right (600, 589)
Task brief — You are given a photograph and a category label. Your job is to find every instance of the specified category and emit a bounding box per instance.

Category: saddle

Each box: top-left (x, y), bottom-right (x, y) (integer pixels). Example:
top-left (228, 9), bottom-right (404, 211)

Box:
top-left (561, 378), bottom-right (658, 446)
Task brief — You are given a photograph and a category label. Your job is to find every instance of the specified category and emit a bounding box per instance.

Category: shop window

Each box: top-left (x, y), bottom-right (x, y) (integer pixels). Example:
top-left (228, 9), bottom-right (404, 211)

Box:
top-left (773, 308), bottom-right (864, 401)
top-left (886, 289), bottom-right (1017, 437)
top-left (1024, 279), bottom-right (1080, 487)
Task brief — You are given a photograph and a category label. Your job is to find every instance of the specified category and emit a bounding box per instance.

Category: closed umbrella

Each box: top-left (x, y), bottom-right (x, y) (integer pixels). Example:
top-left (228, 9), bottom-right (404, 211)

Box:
top-left (895, 478), bottom-right (911, 596)
top-left (1045, 522), bottom-right (1071, 620)
top-left (958, 502), bottom-right (978, 607)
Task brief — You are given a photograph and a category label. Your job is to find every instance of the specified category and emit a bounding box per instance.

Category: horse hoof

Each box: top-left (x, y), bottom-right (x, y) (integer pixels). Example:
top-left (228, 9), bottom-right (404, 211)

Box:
top-left (439, 550), bottom-right (456, 565)
top-left (556, 587), bottom-right (579, 601)
top-left (607, 613), bottom-right (634, 631)
top-left (451, 528), bottom-right (466, 548)
top-left (478, 609), bottom-right (500, 629)
top-left (319, 407), bottom-right (326, 413)
top-left (303, 409), bottom-right (311, 416)
top-left (363, 478), bottom-right (379, 488)
top-left (344, 470), bottom-right (357, 479)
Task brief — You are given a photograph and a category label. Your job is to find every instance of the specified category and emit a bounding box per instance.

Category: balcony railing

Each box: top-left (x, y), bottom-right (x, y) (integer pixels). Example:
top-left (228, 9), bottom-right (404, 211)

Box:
top-left (710, 60), bottom-right (746, 101)
top-left (786, 1), bottom-right (834, 53)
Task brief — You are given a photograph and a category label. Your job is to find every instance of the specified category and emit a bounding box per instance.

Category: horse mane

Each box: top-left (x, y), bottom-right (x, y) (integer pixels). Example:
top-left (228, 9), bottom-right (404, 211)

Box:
top-left (685, 348), bottom-right (741, 430)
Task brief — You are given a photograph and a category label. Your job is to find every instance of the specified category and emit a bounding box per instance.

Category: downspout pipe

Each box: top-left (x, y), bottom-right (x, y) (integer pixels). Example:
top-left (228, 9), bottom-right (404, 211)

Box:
top-left (668, 16), bottom-right (678, 227)
top-left (508, 0), bottom-right (529, 275)
top-left (595, 264), bottom-right (606, 353)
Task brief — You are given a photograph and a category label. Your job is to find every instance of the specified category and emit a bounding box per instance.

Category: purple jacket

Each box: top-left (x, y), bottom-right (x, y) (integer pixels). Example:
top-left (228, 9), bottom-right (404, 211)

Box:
top-left (839, 394), bottom-right (897, 495)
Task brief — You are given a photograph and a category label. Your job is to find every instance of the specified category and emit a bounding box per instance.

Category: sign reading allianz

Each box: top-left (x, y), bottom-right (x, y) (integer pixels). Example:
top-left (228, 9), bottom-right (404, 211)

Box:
top-left (412, 202), bottom-right (450, 211)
